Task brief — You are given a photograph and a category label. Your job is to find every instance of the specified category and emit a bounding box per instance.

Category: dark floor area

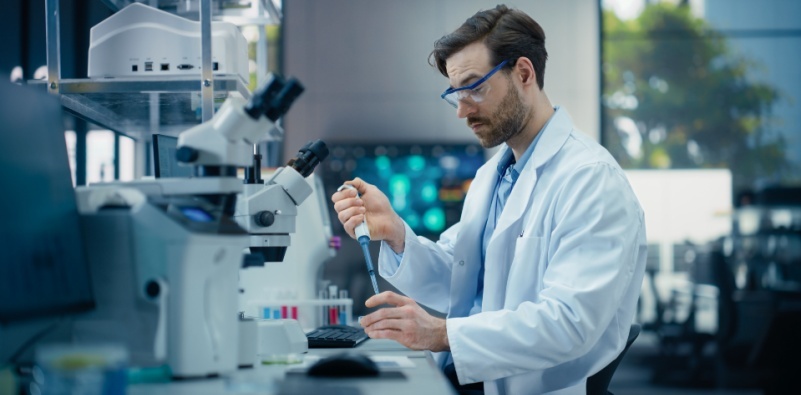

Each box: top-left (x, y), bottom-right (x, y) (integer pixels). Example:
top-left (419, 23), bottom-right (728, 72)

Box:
top-left (609, 331), bottom-right (763, 395)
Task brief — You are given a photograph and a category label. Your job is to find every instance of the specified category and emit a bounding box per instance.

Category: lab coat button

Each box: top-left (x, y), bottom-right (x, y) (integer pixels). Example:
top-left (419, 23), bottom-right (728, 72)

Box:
top-left (458, 260), bottom-right (465, 266)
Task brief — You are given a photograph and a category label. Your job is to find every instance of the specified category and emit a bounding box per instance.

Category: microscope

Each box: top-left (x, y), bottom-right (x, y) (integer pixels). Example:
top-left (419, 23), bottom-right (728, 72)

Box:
top-left (233, 139), bottom-right (330, 367)
top-left (235, 140), bottom-right (329, 264)
top-left (73, 73), bottom-right (322, 378)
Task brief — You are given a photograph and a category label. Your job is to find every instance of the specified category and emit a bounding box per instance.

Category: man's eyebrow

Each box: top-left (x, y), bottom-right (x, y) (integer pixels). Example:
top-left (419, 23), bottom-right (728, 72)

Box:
top-left (453, 73), bottom-right (482, 89)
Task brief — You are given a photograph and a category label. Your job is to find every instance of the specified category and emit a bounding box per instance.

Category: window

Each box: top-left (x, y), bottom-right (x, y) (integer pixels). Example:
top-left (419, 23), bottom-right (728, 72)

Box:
top-left (119, 134), bottom-right (135, 181)
top-left (86, 130), bottom-right (115, 184)
top-left (602, 0), bottom-right (801, 274)
top-left (601, 0), bottom-right (801, 193)
top-left (65, 131), bottom-right (77, 186)
top-left (65, 129), bottom-right (136, 185)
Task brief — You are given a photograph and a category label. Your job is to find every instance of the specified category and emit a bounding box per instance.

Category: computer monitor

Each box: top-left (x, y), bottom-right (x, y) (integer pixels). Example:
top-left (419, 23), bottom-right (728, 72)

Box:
top-left (0, 80), bottom-right (95, 323)
top-left (321, 142), bottom-right (486, 238)
top-left (152, 133), bottom-right (194, 178)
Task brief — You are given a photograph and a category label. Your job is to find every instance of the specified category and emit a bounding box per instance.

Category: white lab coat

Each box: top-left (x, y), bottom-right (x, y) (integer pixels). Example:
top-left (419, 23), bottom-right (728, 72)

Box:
top-left (377, 108), bottom-right (647, 395)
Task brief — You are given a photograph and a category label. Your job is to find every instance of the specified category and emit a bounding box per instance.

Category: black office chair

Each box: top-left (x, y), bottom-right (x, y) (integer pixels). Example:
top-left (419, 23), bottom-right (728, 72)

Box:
top-left (586, 323), bottom-right (642, 395)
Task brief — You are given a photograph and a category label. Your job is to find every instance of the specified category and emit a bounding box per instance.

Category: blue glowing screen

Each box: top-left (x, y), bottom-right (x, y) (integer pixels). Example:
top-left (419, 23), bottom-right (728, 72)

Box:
top-left (323, 143), bottom-right (485, 237)
top-left (180, 206), bottom-right (214, 222)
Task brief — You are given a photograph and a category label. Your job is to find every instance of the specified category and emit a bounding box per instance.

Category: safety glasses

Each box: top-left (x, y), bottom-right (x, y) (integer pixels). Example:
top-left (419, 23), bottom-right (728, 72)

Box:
top-left (440, 59), bottom-right (510, 108)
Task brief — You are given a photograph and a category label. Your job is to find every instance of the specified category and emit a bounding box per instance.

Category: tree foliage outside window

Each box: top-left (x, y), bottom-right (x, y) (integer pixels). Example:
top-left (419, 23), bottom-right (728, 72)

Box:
top-left (602, 2), bottom-right (797, 192)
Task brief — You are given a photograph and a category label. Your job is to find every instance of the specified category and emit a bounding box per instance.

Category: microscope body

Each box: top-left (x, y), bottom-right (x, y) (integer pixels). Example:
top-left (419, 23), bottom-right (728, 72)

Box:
top-left (235, 166), bottom-right (314, 262)
top-left (75, 179), bottom-right (246, 378)
top-left (177, 95), bottom-right (279, 169)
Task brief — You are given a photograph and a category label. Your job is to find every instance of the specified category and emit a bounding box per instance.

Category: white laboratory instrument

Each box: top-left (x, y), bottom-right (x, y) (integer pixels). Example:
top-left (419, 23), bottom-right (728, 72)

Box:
top-left (235, 140), bottom-right (329, 264)
top-left (231, 137), bottom-right (329, 364)
top-left (87, 2), bottom-right (248, 83)
top-left (255, 320), bottom-right (308, 361)
top-left (237, 317), bottom-right (308, 367)
top-left (237, 172), bottom-right (339, 333)
top-left (75, 183), bottom-right (247, 377)
top-left (73, 73), bottom-right (305, 378)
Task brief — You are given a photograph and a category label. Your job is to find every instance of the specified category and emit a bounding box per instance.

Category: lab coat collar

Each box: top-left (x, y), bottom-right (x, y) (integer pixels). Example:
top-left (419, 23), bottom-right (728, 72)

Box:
top-left (491, 106), bottom-right (573, 243)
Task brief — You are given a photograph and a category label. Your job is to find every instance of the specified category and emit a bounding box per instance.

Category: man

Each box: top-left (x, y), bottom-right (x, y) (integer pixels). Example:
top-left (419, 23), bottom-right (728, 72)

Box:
top-left (332, 5), bottom-right (646, 395)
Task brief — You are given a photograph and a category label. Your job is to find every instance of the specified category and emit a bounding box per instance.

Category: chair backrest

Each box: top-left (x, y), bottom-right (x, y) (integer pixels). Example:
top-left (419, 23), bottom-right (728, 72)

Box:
top-left (586, 323), bottom-right (642, 395)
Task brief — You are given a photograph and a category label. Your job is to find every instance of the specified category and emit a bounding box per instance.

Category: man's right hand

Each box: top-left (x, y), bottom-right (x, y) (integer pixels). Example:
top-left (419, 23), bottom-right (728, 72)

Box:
top-left (331, 177), bottom-right (406, 253)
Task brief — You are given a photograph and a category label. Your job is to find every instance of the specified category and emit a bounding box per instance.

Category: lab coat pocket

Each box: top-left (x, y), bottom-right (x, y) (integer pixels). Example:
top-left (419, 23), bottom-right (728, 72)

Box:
top-left (507, 236), bottom-right (546, 304)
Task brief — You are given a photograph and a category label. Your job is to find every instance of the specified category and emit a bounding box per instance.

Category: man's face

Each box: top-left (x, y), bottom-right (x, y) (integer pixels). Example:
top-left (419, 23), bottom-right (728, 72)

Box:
top-left (445, 43), bottom-right (529, 148)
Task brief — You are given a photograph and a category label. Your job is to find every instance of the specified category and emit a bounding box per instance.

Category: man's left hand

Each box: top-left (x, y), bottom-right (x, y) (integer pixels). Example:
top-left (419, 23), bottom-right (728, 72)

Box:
top-left (360, 291), bottom-right (450, 352)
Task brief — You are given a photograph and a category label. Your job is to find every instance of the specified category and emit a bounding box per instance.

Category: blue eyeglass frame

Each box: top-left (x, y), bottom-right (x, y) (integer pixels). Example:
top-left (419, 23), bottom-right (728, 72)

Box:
top-left (440, 59), bottom-right (510, 107)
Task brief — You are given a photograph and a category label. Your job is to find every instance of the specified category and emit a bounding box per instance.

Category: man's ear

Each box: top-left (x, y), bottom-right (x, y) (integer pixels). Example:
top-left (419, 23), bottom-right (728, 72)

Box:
top-left (514, 57), bottom-right (537, 88)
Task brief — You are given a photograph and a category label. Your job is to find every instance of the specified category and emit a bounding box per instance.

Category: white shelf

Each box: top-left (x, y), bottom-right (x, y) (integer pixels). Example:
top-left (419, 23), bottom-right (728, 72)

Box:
top-left (100, 0), bottom-right (282, 26)
top-left (31, 75), bottom-right (250, 138)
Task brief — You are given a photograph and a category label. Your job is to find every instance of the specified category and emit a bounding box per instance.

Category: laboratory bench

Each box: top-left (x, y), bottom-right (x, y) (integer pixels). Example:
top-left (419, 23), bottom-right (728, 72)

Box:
top-left (130, 339), bottom-right (457, 395)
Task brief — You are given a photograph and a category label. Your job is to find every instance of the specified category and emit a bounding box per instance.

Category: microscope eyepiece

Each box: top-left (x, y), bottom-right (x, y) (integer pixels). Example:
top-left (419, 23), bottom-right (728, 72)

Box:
top-left (243, 74), bottom-right (305, 122)
top-left (244, 74), bottom-right (285, 120)
top-left (288, 140), bottom-right (329, 178)
top-left (264, 79), bottom-right (305, 122)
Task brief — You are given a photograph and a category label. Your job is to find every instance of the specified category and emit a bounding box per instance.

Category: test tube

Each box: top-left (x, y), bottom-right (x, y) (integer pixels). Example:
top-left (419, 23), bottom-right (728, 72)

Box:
top-left (328, 285), bottom-right (338, 325)
top-left (339, 289), bottom-right (349, 325)
top-left (319, 289), bottom-right (328, 326)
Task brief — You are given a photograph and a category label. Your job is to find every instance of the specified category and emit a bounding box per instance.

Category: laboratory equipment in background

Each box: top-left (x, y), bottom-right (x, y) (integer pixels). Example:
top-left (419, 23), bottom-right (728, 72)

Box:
top-left (0, 80), bottom-right (96, 363)
top-left (231, 140), bottom-right (329, 365)
top-left (648, 186), bottom-right (801, 392)
top-left (235, 140), bottom-right (329, 263)
top-left (152, 112), bottom-right (332, 363)
top-left (727, 186), bottom-right (801, 292)
top-left (88, 2), bottom-right (248, 83)
top-left (715, 186), bottom-right (801, 391)
top-left (237, 315), bottom-right (307, 367)
top-left (238, 173), bottom-right (342, 331)
top-left (151, 135), bottom-right (330, 263)
top-left (152, 134), bottom-right (195, 178)
top-left (31, 344), bottom-right (128, 395)
top-left (73, 73), bottom-right (304, 379)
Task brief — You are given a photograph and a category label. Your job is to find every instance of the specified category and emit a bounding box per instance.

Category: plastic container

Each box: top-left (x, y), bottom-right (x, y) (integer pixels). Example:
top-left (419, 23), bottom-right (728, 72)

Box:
top-left (32, 343), bottom-right (128, 395)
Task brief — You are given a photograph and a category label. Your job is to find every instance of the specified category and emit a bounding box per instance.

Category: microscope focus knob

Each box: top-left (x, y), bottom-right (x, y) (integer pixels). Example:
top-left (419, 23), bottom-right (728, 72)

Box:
top-left (145, 280), bottom-right (161, 298)
top-left (254, 211), bottom-right (275, 227)
top-left (176, 146), bottom-right (199, 163)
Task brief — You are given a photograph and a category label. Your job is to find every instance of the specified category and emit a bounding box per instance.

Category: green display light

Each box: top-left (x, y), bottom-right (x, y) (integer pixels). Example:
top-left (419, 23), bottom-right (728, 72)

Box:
top-left (389, 174), bottom-right (411, 194)
top-left (408, 155), bottom-right (426, 172)
top-left (423, 207), bottom-right (446, 232)
top-left (375, 155), bottom-right (391, 171)
top-left (389, 175), bottom-right (411, 211)
top-left (404, 212), bottom-right (421, 229)
top-left (421, 183), bottom-right (438, 203)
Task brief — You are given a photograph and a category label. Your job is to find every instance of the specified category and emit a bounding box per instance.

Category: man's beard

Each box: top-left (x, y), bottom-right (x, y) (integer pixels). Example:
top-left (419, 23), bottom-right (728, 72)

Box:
top-left (467, 80), bottom-right (530, 149)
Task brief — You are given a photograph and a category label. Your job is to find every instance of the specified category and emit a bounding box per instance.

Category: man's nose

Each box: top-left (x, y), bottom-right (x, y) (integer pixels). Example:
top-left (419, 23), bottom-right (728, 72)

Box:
top-left (456, 100), bottom-right (476, 119)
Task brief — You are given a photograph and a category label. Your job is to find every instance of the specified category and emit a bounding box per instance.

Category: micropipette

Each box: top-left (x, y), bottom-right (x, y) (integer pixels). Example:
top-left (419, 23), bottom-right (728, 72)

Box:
top-left (337, 184), bottom-right (380, 295)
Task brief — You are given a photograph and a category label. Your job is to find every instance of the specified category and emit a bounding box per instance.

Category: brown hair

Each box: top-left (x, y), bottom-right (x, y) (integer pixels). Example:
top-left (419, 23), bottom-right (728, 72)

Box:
top-left (429, 4), bottom-right (548, 89)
